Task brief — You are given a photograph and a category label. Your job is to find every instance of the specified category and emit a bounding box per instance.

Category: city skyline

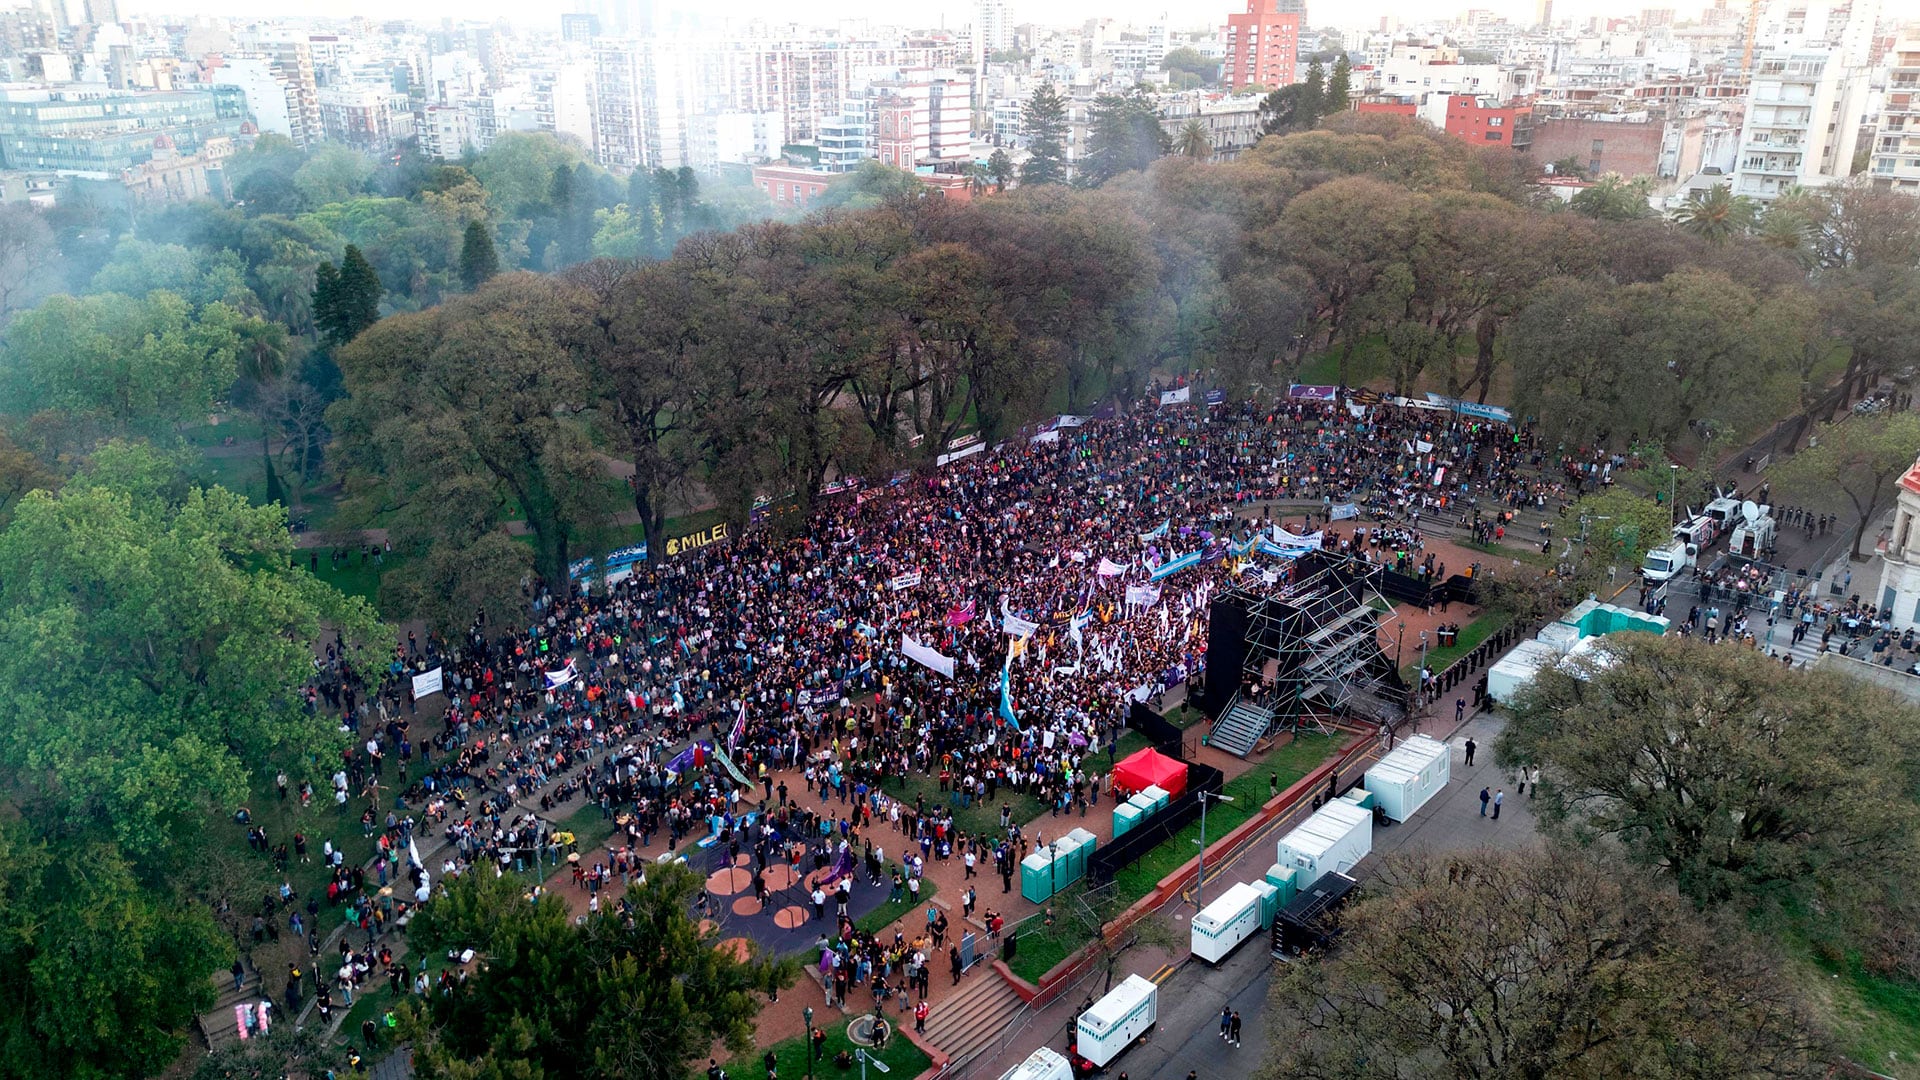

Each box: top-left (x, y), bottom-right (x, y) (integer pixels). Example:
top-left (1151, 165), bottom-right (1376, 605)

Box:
top-left (130, 0), bottom-right (1672, 33)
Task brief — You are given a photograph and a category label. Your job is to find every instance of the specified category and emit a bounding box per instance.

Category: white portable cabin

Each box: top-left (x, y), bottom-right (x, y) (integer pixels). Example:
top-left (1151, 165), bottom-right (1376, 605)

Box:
top-left (1275, 800), bottom-right (1373, 881)
top-left (1074, 974), bottom-right (1159, 1067)
top-left (998, 1046), bottom-right (1073, 1080)
top-left (1364, 734), bottom-right (1451, 822)
top-left (1486, 639), bottom-right (1562, 702)
top-left (1190, 881), bottom-right (1264, 963)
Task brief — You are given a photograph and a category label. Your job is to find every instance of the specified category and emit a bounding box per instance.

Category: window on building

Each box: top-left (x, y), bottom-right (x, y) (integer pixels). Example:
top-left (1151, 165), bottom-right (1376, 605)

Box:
top-left (1590, 139), bottom-right (1605, 156)
top-left (1485, 132), bottom-right (1503, 140)
top-left (1489, 116), bottom-right (1503, 126)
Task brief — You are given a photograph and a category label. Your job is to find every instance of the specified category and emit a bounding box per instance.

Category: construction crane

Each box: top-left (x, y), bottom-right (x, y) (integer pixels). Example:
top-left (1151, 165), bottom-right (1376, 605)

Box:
top-left (1741, 0), bottom-right (1762, 74)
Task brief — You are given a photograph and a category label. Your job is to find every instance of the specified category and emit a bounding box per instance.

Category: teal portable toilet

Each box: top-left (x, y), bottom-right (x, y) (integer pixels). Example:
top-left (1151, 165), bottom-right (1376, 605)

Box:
top-left (1113, 802), bottom-right (1143, 838)
top-left (1141, 785), bottom-right (1170, 812)
top-left (1021, 850), bottom-right (1057, 903)
top-left (1127, 792), bottom-right (1156, 819)
top-left (1065, 827), bottom-right (1097, 880)
top-left (1250, 878), bottom-right (1280, 927)
top-left (1265, 863), bottom-right (1297, 903)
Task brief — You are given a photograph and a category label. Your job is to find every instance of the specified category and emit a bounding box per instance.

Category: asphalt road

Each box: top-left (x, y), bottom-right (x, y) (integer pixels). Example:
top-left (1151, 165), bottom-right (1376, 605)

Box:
top-left (1137, 711), bottom-right (1541, 1080)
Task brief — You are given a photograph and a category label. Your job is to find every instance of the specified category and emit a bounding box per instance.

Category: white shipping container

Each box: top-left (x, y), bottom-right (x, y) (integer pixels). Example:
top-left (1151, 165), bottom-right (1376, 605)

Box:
top-left (1365, 734), bottom-right (1451, 822)
top-left (1276, 800), bottom-right (1373, 881)
top-left (1075, 974), bottom-right (1159, 1067)
top-left (1190, 881), bottom-right (1263, 963)
top-left (998, 1046), bottom-right (1073, 1080)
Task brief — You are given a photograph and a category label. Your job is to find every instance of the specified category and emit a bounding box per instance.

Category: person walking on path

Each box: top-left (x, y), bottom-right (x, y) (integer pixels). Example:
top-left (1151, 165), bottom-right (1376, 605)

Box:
top-left (1492, 789), bottom-right (1504, 820)
top-left (914, 998), bottom-right (930, 1034)
top-left (1527, 767), bottom-right (1539, 796)
top-left (1479, 787), bottom-right (1491, 816)
top-left (950, 945), bottom-right (963, 985)
top-left (1464, 738), bottom-right (1476, 766)
top-left (1228, 1011), bottom-right (1242, 1047)
top-left (1220, 1004), bottom-right (1233, 1039)
top-left (1456, 699), bottom-right (1466, 724)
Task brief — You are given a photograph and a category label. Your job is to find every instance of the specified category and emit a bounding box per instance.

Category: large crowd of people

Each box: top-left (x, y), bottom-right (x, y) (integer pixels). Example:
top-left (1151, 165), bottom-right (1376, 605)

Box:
top-left (274, 389), bottom-right (1587, 1002)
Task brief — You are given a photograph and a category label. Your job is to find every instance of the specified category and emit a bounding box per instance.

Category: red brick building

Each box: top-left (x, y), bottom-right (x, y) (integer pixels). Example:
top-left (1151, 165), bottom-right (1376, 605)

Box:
top-left (1222, 0), bottom-right (1300, 90)
top-left (1354, 94), bottom-right (1532, 152)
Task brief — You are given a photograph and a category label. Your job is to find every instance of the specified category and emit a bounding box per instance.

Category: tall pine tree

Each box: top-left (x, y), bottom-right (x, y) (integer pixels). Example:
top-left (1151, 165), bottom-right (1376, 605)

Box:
top-left (1018, 84), bottom-right (1070, 187)
top-left (314, 245), bottom-right (383, 347)
top-left (1327, 55), bottom-right (1353, 115)
top-left (459, 220), bottom-right (500, 291)
top-left (1301, 58), bottom-right (1327, 128)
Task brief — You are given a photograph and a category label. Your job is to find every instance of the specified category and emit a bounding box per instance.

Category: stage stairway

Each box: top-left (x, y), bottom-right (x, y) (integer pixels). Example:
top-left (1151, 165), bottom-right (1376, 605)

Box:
top-left (1209, 697), bottom-right (1274, 758)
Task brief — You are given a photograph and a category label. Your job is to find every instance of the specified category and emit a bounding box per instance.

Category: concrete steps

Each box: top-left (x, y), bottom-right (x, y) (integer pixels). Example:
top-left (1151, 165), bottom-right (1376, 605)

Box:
top-left (921, 971), bottom-right (1026, 1070)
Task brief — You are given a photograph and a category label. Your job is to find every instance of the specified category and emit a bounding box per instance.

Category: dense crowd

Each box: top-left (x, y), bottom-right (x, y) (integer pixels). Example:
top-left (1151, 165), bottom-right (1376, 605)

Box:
top-left (285, 391), bottom-right (1583, 934)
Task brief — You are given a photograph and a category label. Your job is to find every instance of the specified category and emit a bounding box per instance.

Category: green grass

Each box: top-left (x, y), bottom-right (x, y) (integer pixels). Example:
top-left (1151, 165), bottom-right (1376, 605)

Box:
top-left (1005, 735), bottom-right (1339, 982)
top-left (874, 773), bottom-right (1046, 842)
top-left (854, 879), bottom-right (939, 937)
top-left (1458, 538), bottom-right (1555, 568)
top-left (559, 801), bottom-right (620, 854)
top-left (1401, 611), bottom-right (1512, 682)
top-left (730, 1011), bottom-right (932, 1080)
top-left (1295, 335), bottom-right (1391, 388)
top-left (1161, 704), bottom-right (1204, 730)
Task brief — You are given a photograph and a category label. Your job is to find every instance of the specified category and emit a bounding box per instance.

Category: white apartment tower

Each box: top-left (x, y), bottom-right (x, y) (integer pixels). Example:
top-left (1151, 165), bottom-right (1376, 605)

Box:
top-left (1728, 49), bottom-right (1867, 200)
top-left (973, 0), bottom-right (1014, 68)
top-left (1870, 36), bottom-right (1920, 192)
top-left (591, 37), bottom-right (692, 173)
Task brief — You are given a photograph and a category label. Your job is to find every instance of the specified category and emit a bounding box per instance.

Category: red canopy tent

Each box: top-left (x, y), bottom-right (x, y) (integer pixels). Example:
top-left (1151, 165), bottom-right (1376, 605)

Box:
top-left (1111, 747), bottom-right (1188, 799)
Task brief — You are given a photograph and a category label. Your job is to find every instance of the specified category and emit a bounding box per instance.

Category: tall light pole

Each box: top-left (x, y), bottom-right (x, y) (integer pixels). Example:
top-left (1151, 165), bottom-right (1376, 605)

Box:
top-left (1192, 791), bottom-right (1236, 913)
top-left (804, 1006), bottom-right (815, 1080)
top-left (1669, 464), bottom-right (1679, 528)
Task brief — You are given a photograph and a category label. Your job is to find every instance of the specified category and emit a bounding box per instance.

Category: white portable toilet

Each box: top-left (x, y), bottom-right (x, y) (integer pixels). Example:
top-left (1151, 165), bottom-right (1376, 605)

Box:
top-left (1364, 734), bottom-right (1451, 822)
top-left (1275, 800), bottom-right (1373, 880)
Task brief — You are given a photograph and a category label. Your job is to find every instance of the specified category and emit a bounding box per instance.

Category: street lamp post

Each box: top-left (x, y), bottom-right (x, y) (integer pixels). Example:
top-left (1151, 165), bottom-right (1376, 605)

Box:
top-left (1419, 630), bottom-right (1430, 705)
top-left (1669, 464), bottom-right (1679, 528)
top-left (1192, 791), bottom-right (1236, 913)
top-left (804, 1007), bottom-right (815, 1080)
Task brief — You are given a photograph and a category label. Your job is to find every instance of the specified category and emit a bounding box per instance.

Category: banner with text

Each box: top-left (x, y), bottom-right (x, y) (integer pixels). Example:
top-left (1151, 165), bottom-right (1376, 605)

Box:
top-left (411, 667), bottom-right (445, 700)
top-left (902, 635), bottom-right (956, 678)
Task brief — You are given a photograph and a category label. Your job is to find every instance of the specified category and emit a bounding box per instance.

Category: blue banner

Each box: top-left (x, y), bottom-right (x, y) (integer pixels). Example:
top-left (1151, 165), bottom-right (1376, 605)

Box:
top-left (568, 543), bottom-right (649, 580)
top-left (1424, 393), bottom-right (1513, 424)
top-left (1330, 502), bottom-right (1360, 521)
top-left (1150, 550), bottom-right (1202, 581)
top-left (998, 666), bottom-right (1020, 730)
top-left (1255, 540), bottom-right (1307, 560)
top-left (1204, 389), bottom-right (1227, 405)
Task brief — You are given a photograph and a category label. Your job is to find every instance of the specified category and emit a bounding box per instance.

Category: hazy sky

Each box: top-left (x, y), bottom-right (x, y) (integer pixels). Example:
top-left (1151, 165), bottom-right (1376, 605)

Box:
top-left (149, 0), bottom-right (1633, 33)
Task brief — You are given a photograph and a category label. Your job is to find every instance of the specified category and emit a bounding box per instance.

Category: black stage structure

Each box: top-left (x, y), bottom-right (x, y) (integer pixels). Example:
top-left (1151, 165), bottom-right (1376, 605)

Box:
top-left (1200, 550), bottom-right (1408, 757)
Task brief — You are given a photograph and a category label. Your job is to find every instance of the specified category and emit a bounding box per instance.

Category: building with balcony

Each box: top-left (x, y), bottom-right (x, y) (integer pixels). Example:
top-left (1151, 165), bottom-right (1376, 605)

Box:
top-left (1869, 36), bottom-right (1920, 192)
top-left (0, 83), bottom-right (249, 172)
top-left (1222, 0), bottom-right (1300, 91)
top-left (1727, 48), bottom-right (1866, 200)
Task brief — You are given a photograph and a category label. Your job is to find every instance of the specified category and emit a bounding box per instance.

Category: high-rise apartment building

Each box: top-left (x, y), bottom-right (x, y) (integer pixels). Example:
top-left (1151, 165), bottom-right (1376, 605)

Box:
top-left (1728, 49), bottom-right (1866, 199)
top-left (206, 46), bottom-right (319, 149)
top-left (972, 0), bottom-right (1014, 68)
top-left (1869, 36), bottom-right (1920, 192)
top-left (1222, 0), bottom-right (1301, 90)
top-left (591, 36), bottom-right (692, 172)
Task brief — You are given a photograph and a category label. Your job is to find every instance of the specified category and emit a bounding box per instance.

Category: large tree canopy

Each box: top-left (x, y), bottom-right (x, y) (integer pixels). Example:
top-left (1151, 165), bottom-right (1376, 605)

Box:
top-left (0, 442), bottom-right (381, 864)
top-left (1265, 847), bottom-right (1830, 1080)
top-left (1498, 633), bottom-right (1920, 908)
top-left (404, 862), bottom-right (790, 1080)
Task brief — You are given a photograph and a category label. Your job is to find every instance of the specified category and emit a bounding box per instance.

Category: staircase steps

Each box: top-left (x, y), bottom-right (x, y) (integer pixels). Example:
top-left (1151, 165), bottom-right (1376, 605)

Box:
top-left (1208, 701), bottom-right (1273, 758)
top-left (920, 970), bottom-right (1026, 1069)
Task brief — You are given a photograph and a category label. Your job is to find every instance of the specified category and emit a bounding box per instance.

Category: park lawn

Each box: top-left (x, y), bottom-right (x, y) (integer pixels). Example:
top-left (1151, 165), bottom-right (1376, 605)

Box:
top-left (875, 773), bottom-right (1046, 842)
top-left (729, 1013), bottom-right (931, 1080)
top-left (1160, 704), bottom-right (1204, 730)
top-left (1401, 611), bottom-right (1512, 682)
top-left (560, 801), bottom-right (621, 853)
top-left (1295, 335), bottom-right (1392, 388)
top-left (1762, 897), bottom-right (1920, 1072)
top-left (1458, 537), bottom-right (1555, 568)
top-left (1005, 734), bottom-right (1339, 982)
top-left (855, 879), bottom-right (939, 938)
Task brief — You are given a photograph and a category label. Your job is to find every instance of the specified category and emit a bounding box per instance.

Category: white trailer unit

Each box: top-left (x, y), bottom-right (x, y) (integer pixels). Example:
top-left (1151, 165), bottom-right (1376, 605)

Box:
top-left (1276, 800), bottom-right (1373, 881)
top-left (1365, 734), bottom-right (1451, 822)
top-left (1190, 881), bottom-right (1263, 963)
top-left (998, 1046), bottom-right (1073, 1080)
top-left (1074, 974), bottom-right (1158, 1067)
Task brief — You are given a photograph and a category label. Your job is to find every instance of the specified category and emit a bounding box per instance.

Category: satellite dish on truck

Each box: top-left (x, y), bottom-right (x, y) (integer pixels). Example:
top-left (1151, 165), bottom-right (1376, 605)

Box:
top-left (1741, 500), bottom-right (1760, 524)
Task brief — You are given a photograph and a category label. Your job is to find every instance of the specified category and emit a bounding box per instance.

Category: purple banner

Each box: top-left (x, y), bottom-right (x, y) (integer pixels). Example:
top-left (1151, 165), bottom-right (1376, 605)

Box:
top-left (1289, 384), bottom-right (1338, 401)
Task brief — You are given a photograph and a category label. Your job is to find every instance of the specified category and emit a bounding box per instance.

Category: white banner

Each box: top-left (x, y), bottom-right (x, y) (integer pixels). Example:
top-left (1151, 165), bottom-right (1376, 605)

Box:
top-left (1330, 502), bottom-right (1359, 521)
top-left (1003, 612), bottom-right (1041, 638)
top-left (1030, 429), bottom-right (1061, 444)
top-left (889, 571), bottom-right (922, 592)
top-left (545, 659), bottom-right (577, 689)
top-left (935, 442), bottom-right (985, 467)
top-left (1416, 439), bottom-right (1434, 454)
top-left (1097, 557), bottom-right (1129, 577)
top-left (411, 667), bottom-right (444, 700)
top-left (1269, 528), bottom-right (1324, 551)
top-left (1347, 401), bottom-right (1368, 419)
top-left (1055, 415), bottom-right (1087, 428)
top-left (1124, 583), bottom-right (1161, 608)
top-left (1159, 386), bottom-right (1191, 406)
top-left (901, 635), bottom-right (956, 678)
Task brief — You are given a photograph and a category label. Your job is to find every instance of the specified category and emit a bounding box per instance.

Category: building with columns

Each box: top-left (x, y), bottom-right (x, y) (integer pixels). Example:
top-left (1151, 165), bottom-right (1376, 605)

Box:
top-left (1875, 456), bottom-right (1920, 625)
